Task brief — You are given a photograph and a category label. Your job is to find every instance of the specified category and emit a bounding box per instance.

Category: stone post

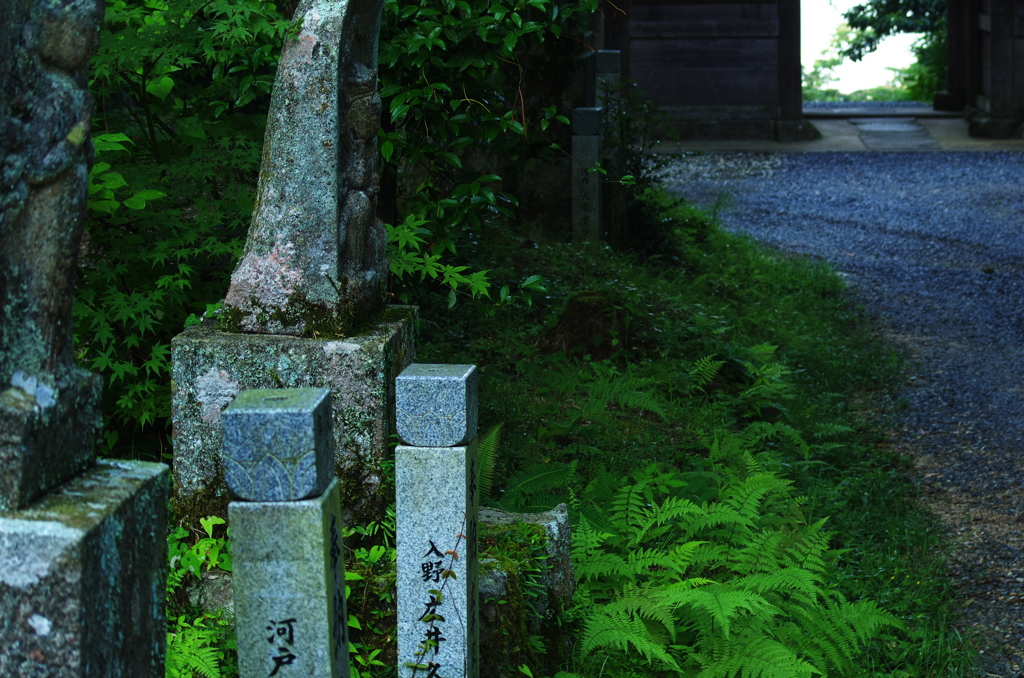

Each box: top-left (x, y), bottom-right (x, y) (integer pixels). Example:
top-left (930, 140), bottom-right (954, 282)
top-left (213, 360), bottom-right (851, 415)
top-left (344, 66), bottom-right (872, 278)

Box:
top-left (395, 364), bottom-right (480, 678)
top-left (223, 388), bottom-right (350, 678)
top-left (170, 0), bottom-right (416, 529)
top-left (572, 107), bottom-right (603, 245)
top-left (594, 51), bottom-right (627, 249)
top-left (1, 1), bottom-right (168, 675)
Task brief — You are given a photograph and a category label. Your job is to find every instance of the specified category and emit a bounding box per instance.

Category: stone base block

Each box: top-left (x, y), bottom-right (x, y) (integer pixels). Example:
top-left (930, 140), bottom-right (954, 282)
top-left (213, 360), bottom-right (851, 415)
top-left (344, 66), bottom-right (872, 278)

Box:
top-left (0, 459), bottom-right (169, 677)
top-left (170, 306), bottom-right (416, 525)
top-left (478, 505), bottom-right (574, 678)
top-left (0, 367), bottom-right (102, 511)
top-left (230, 479), bottom-right (349, 678)
top-left (396, 443), bottom-right (479, 678)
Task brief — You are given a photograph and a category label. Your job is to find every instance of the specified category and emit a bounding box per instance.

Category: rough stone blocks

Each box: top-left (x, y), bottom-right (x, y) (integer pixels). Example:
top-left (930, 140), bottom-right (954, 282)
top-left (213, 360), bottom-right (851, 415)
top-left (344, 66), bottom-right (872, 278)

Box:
top-left (395, 364), bottom-right (478, 447)
top-left (229, 479), bottom-right (349, 678)
top-left (0, 368), bottom-right (102, 511)
top-left (222, 388), bottom-right (333, 501)
top-left (396, 442), bottom-right (479, 678)
top-left (0, 460), bottom-right (169, 677)
top-left (170, 306), bottom-right (415, 525)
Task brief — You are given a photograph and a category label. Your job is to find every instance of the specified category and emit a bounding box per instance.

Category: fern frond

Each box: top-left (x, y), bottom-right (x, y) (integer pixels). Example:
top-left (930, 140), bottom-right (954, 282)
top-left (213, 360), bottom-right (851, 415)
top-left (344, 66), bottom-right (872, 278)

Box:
top-left (576, 551), bottom-right (632, 582)
top-left (600, 587), bottom-right (678, 637)
top-left (810, 422), bottom-right (854, 440)
top-left (671, 585), bottom-right (778, 639)
top-left (689, 355), bottom-right (726, 391)
top-left (476, 423), bottom-right (502, 502)
top-left (731, 567), bottom-right (821, 606)
top-left (633, 495), bottom-right (703, 544)
top-left (571, 513), bottom-right (613, 561)
top-left (499, 460), bottom-right (577, 509)
top-left (614, 388), bottom-right (667, 421)
top-left (581, 608), bottom-right (681, 669)
top-left (694, 632), bottom-right (818, 678)
top-left (721, 473), bottom-right (790, 520)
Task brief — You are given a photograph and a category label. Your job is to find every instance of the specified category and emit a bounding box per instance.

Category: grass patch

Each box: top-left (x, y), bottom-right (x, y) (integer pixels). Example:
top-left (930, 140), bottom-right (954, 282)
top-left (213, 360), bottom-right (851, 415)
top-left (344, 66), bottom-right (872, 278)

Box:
top-left (404, 189), bottom-right (975, 676)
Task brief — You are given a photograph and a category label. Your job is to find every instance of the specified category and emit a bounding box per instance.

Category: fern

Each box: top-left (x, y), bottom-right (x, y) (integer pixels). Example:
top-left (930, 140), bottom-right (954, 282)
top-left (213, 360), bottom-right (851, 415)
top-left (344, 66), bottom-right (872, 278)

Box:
top-left (166, 616), bottom-right (227, 678)
top-left (476, 423), bottom-right (502, 502)
top-left (496, 460), bottom-right (577, 510)
top-left (569, 464), bottom-right (901, 677)
top-left (689, 355), bottom-right (726, 392)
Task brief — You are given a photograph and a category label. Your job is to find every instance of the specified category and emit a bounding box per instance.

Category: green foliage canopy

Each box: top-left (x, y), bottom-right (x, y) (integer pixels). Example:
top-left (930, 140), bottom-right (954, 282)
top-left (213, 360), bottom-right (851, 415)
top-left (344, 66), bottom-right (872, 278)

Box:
top-left (841, 0), bottom-right (946, 60)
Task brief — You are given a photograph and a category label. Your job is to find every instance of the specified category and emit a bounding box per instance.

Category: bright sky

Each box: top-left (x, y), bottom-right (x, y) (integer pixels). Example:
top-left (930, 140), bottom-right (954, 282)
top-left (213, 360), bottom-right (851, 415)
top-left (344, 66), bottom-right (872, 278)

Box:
top-left (802, 0), bottom-right (922, 93)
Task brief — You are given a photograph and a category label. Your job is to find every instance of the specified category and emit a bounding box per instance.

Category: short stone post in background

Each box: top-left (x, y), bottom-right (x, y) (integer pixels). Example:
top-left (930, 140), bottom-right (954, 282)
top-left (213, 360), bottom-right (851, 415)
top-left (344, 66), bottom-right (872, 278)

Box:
top-left (395, 364), bottom-right (480, 678)
top-left (223, 388), bottom-right (350, 678)
top-left (572, 107), bottom-right (604, 245)
top-left (584, 49), bottom-right (622, 110)
top-left (593, 51), bottom-right (628, 248)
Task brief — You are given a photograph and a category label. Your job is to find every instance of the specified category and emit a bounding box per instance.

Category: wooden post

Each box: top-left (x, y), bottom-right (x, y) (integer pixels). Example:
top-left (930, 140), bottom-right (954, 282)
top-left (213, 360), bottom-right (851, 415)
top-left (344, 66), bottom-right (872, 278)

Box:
top-left (777, 0), bottom-right (802, 121)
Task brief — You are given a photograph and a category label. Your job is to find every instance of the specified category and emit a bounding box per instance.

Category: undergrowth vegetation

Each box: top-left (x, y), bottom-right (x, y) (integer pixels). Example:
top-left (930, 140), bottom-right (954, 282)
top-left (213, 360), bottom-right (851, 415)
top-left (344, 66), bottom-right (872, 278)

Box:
top-left (76, 0), bottom-right (973, 676)
top-left (403, 191), bottom-right (975, 677)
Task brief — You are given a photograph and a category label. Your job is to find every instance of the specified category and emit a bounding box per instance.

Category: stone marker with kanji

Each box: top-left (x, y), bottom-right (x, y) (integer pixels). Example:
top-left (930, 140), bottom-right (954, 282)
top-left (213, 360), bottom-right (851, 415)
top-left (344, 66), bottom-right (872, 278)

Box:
top-left (395, 364), bottom-right (480, 678)
top-left (224, 388), bottom-right (350, 678)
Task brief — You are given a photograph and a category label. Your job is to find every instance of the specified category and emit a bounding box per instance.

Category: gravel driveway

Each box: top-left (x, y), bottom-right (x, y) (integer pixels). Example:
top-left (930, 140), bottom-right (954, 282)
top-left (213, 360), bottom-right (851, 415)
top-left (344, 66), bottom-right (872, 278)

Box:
top-left (661, 151), bottom-right (1024, 676)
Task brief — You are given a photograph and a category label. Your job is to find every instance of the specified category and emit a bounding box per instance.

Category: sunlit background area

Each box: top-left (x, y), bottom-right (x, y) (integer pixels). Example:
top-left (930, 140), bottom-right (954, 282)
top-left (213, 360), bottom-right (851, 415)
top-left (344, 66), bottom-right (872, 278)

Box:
top-left (802, 0), bottom-right (923, 97)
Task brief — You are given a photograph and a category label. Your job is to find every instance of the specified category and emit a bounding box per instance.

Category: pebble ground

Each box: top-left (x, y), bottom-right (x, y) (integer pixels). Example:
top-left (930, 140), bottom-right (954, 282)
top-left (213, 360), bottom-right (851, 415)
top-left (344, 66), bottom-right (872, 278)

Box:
top-left (661, 150), bottom-right (1024, 676)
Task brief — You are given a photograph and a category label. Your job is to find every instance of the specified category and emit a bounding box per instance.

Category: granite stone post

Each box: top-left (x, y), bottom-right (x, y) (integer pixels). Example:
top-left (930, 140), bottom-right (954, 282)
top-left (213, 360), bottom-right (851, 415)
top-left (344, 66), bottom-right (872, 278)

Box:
top-left (395, 364), bottom-right (480, 678)
top-left (572, 107), bottom-right (603, 245)
top-left (171, 0), bottom-right (415, 529)
top-left (224, 388), bottom-right (350, 678)
top-left (1, 1), bottom-right (168, 674)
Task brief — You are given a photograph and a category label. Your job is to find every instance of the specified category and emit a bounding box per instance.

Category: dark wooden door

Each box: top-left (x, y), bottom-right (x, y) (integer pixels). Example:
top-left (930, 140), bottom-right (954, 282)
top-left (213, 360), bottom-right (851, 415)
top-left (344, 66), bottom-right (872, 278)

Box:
top-left (626, 0), bottom-right (801, 121)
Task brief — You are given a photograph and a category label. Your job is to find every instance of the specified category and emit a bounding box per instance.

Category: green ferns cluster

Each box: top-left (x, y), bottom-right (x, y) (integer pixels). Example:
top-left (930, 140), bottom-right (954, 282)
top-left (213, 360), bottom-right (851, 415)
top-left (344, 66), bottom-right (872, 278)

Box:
top-left (566, 461), bottom-right (901, 677)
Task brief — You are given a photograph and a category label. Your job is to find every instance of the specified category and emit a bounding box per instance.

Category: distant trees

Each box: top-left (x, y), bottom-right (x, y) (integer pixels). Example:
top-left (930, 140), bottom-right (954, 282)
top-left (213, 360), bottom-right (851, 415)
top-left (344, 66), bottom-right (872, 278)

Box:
top-left (841, 0), bottom-right (947, 100)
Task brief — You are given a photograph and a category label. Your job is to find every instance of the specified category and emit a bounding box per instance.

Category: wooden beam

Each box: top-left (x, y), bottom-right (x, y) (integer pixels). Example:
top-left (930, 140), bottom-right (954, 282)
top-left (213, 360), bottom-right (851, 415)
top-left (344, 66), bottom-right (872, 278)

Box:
top-left (777, 0), bottom-right (801, 119)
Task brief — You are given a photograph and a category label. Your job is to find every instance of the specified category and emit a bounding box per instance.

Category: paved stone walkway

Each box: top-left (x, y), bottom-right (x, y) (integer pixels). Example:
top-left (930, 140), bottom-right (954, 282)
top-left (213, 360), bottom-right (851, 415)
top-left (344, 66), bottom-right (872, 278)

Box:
top-left (655, 110), bottom-right (1024, 153)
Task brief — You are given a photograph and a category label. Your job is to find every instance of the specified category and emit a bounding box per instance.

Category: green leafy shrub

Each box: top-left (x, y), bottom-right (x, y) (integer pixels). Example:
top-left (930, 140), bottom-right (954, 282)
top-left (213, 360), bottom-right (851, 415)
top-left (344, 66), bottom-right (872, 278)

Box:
top-left (166, 517), bottom-right (236, 678)
top-left (378, 0), bottom-right (596, 303)
top-left (79, 0), bottom-right (289, 456)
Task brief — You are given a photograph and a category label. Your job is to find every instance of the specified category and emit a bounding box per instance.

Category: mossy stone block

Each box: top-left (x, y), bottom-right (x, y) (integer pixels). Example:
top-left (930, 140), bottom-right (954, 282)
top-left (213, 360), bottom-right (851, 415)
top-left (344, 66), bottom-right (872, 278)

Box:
top-left (0, 459), bottom-right (169, 677)
top-left (170, 306), bottom-right (416, 527)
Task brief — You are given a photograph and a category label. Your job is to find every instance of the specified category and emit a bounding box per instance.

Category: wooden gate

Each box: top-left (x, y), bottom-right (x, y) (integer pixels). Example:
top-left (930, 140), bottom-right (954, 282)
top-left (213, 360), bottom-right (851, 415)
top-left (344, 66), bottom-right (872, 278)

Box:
top-left (943, 0), bottom-right (1024, 136)
top-left (608, 0), bottom-right (806, 140)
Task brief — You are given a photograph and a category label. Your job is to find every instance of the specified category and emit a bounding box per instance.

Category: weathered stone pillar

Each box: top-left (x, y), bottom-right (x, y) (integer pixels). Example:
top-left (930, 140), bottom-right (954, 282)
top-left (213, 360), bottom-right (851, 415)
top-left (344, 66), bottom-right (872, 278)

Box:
top-left (170, 0), bottom-right (416, 528)
top-left (1, 1), bottom-right (168, 675)
top-left (395, 365), bottom-right (480, 678)
top-left (572, 107), bottom-right (603, 245)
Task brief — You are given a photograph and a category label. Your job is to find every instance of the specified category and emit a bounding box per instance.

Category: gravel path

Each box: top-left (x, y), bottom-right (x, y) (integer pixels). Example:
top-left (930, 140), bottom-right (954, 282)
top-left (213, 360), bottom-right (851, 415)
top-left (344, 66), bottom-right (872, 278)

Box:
top-left (660, 151), bottom-right (1024, 676)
